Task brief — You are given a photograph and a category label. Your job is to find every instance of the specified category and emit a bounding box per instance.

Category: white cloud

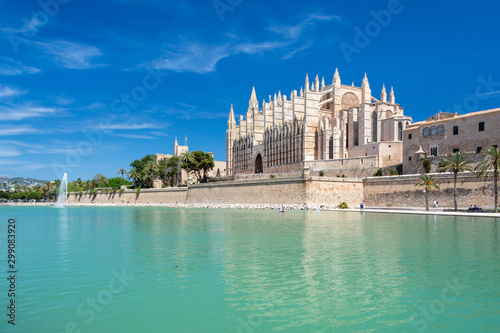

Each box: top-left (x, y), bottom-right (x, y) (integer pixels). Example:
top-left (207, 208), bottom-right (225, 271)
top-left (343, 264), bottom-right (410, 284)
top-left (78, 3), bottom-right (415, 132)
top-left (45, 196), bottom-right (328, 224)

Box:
top-left (0, 125), bottom-right (41, 136)
top-left (36, 40), bottom-right (104, 70)
top-left (0, 104), bottom-right (59, 121)
top-left (113, 133), bottom-right (155, 139)
top-left (0, 58), bottom-right (40, 76)
top-left (0, 85), bottom-right (27, 98)
top-left (149, 13), bottom-right (339, 73)
top-left (0, 146), bottom-right (21, 157)
top-left (97, 122), bottom-right (167, 130)
top-left (268, 14), bottom-right (341, 40)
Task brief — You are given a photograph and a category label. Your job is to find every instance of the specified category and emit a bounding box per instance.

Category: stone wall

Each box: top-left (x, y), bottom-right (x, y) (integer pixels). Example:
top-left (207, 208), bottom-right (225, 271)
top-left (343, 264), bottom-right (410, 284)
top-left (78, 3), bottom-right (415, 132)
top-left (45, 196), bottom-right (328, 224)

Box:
top-left (185, 177), bottom-right (363, 207)
top-left (67, 188), bottom-right (187, 204)
top-left (364, 173), bottom-right (496, 209)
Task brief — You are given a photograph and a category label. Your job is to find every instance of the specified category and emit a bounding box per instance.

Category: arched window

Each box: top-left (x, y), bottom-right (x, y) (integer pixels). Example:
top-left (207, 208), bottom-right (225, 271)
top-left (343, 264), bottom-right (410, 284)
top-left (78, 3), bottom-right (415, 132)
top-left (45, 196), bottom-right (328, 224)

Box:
top-left (371, 112), bottom-right (378, 142)
top-left (423, 127), bottom-right (430, 137)
top-left (430, 126), bottom-right (436, 136)
top-left (437, 125), bottom-right (444, 135)
top-left (398, 122), bottom-right (403, 141)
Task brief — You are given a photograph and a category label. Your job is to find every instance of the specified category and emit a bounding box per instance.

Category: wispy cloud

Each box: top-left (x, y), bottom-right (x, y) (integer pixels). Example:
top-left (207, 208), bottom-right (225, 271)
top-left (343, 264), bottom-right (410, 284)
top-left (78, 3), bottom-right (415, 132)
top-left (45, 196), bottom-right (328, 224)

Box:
top-left (112, 133), bottom-right (155, 139)
top-left (0, 58), bottom-right (40, 76)
top-left (0, 104), bottom-right (59, 121)
top-left (0, 146), bottom-right (21, 157)
top-left (0, 85), bottom-right (27, 98)
top-left (36, 40), bottom-right (104, 70)
top-left (0, 125), bottom-right (41, 136)
top-left (149, 13), bottom-right (339, 74)
top-left (96, 122), bottom-right (167, 130)
top-left (268, 14), bottom-right (341, 40)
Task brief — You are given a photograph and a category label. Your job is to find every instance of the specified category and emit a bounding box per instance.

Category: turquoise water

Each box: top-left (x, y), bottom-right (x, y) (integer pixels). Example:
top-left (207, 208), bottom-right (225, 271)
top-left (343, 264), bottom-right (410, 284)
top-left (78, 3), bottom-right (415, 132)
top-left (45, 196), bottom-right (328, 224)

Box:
top-left (1, 207), bottom-right (499, 332)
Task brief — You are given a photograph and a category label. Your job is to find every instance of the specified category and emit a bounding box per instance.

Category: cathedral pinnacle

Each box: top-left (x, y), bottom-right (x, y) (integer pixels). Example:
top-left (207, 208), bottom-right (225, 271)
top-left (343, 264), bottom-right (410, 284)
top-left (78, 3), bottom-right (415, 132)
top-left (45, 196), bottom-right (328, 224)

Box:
top-left (249, 86), bottom-right (258, 108)
top-left (305, 74), bottom-right (309, 92)
top-left (389, 86), bottom-right (395, 104)
top-left (228, 104), bottom-right (235, 124)
top-left (362, 73), bottom-right (370, 89)
top-left (321, 77), bottom-right (325, 90)
top-left (381, 84), bottom-right (387, 102)
top-left (333, 68), bottom-right (340, 85)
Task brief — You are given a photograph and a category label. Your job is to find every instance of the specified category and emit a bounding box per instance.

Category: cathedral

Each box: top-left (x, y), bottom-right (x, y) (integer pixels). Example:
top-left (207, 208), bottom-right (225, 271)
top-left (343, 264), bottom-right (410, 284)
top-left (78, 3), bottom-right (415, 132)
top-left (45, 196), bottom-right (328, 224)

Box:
top-left (226, 69), bottom-right (412, 176)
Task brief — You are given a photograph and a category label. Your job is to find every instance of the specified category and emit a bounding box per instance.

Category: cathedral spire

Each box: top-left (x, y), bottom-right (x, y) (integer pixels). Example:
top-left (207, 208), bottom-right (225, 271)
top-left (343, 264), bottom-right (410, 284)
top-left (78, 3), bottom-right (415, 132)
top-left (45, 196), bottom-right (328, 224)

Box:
top-left (389, 86), bottom-right (395, 104)
top-left (333, 68), bottom-right (340, 85)
top-left (361, 73), bottom-right (371, 103)
top-left (277, 90), bottom-right (282, 104)
top-left (362, 73), bottom-right (370, 89)
top-left (381, 84), bottom-right (387, 102)
top-left (228, 104), bottom-right (236, 127)
top-left (315, 75), bottom-right (320, 91)
top-left (321, 76), bottom-right (325, 90)
top-left (305, 74), bottom-right (309, 92)
top-left (249, 86), bottom-right (258, 108)
top-left (300, 86), bottom-right (303, 97)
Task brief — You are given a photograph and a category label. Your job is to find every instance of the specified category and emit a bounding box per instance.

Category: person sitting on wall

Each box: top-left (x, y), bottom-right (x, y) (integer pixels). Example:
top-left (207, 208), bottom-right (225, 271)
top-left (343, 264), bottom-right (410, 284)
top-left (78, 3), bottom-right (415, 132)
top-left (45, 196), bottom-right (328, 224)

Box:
top-left (360, 203), bottom-right (365, 209)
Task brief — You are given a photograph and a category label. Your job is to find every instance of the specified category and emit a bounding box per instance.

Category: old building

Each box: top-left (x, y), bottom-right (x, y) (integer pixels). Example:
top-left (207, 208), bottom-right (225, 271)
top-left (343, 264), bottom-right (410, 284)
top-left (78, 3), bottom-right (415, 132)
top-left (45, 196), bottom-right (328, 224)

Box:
top-left (156, 139), bottom-right (226, 187)
top-left (226, 69), bottom-right (412, 175)
top-left (403, 108), bottom-right (500, 174)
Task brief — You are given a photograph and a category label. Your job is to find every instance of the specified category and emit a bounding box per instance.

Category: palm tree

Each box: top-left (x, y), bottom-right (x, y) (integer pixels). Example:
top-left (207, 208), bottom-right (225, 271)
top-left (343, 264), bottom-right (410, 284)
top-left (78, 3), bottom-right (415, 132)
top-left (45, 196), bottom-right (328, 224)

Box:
top-left (475, 146), bottom-right (500, 213)
top-left (127, 168), bottom-right (142, 188)
top-left (117, 168), bottom-right (127, 186)
top-left (76, 178), bottom-right (83, 190)
top-left (438, 152), bottom-right (475, 211)
top-left (145, 161), bottom-right (158, 188)
top-left (180, 151), bottom-right (194, 185)
top-left (93, 174), bottom-right (107, 189)
top-left (415, 175), bottom-right (440, 211)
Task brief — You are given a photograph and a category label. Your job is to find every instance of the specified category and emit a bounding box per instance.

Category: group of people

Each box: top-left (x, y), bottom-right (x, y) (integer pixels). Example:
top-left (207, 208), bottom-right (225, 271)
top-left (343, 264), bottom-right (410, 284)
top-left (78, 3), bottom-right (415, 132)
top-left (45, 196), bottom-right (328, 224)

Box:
top-left (468, 205), bottom-right (482, 211)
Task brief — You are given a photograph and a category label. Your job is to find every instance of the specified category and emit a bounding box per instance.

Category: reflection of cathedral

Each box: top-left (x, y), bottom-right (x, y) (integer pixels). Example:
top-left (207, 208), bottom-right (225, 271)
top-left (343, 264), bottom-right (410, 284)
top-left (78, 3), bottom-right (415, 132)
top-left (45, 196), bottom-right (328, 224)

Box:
top-left (226, 69), bottom-right (412, 175)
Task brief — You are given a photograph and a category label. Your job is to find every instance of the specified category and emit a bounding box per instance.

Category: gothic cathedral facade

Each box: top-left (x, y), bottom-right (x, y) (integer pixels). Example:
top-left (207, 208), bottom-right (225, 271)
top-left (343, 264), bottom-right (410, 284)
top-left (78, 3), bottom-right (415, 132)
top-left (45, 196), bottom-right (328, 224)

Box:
top-left (226, 69), bottom-right (412, 176)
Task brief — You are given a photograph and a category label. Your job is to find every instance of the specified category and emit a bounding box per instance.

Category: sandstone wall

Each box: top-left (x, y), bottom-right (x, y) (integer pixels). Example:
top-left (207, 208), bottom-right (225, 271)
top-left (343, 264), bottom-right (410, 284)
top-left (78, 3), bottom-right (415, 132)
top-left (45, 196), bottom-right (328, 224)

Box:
top-left (67, 188), bottom-right (187, 204)
top-left (306, 177), bottom-right (364, 206)
top-left (185, 178), bottom-right (307, 205)
top-left (364, 173), bottom-right (496, 209)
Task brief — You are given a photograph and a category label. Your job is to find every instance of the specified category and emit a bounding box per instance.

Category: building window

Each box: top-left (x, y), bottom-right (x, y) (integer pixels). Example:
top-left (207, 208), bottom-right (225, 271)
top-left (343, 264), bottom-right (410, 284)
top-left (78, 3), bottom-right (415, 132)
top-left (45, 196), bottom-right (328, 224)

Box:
top-left (437, 125), bottom-right (444, 135)
top-left (453, 126), bottom-right (459, 135)
top-left (408, 133), bottom-right (412, 140)
top-left (409, 156), bottom-right (412, 161)
top-left (430, 147), bottom-right (438, 156)
top-left (371, 112), bottom-right (378, 142)
top-left (398, 122), bottom-right (403, 141)
top-left (423, 127), bottom-right (430, 137)
top-left (453, 148), bottom-right (459, 153)
top-left (477, 147), bottom-right (482, 153)
top-left (479, 122), bottom-right (485, 132)
top-left (389, 155), bottom-right (391, 161)
top-left (430, 126), bottom-right (436, 136)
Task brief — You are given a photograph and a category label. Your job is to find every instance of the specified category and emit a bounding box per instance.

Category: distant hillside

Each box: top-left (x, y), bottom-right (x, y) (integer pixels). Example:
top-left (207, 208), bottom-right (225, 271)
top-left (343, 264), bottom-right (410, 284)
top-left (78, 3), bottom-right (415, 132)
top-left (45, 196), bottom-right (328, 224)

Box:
top-left (0, 176), bottom-right (49, 187)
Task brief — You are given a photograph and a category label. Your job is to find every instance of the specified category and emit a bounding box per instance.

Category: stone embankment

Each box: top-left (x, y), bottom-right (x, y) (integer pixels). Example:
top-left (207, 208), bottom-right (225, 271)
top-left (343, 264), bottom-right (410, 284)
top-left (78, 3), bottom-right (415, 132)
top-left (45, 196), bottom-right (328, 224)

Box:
top-left (67, 202), bottom-right (342, 210)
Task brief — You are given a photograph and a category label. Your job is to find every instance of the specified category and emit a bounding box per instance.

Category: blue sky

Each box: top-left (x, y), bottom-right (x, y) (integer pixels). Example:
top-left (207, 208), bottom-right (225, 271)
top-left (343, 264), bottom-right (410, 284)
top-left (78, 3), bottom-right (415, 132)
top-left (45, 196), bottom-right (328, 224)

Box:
top-left (1, 0), bottom-right (499, 181)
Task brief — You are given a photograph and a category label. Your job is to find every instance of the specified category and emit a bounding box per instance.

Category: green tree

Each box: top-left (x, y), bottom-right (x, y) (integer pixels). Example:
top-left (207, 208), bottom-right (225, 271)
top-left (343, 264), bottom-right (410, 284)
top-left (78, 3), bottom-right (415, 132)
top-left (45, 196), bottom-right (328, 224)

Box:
top-left (421, 158), bottom-right (432, 173)
top-left (107, 177), bottom-right (132, 189)
top-left (93, 174), bottom-right (108, 189)
top-left (180, 151), bottom-right (194, 183)
top-left (415, 174), bottom-right (440, 211)
top-left (475, 146), bottom-right (500, 213)
top-left (158, 156), bottom-right (180, 187)
top-left (127, 168), bottom-right (142, 188)
top-left (438, 152), bottom-right (475, 211)
top-left (117, 168), bottom-right (127, 186)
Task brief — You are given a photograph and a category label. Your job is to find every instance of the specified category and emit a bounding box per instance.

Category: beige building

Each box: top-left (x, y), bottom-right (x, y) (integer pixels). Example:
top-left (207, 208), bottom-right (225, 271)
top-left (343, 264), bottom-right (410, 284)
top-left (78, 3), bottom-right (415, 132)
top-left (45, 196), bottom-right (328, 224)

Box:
top-left (227, 69), bottom-right (412, 175)
top-left (403, 108), bottom-right (500, 174)
top-left (155, 139), bottom-right (226, 187)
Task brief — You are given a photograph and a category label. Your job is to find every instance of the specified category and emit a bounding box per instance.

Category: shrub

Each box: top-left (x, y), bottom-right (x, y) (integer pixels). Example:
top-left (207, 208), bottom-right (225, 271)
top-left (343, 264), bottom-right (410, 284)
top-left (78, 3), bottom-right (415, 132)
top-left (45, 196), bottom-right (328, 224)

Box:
top-left (373, 169), bottom-right (383, 177)
top-left (136, 188), bottom-right (141, 196)
top-left (338, 202), bottom-right (349, 209)
top-left (342, 174), bottom-right (346, 178)
top-left (270, 174), bottom-right (276, 179)
top-left (319, 170), bottom-right (324, 176)
top-left (336, 175), bottom-right (341, 178)
top-left (389, 169), bottom-right (399, 176)
top-left (78, 191), bottom-right (83, 197)
top-left (421, 158), bottom-right (431, 173)
top-left (119, 188), bottom-right (125, 194)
